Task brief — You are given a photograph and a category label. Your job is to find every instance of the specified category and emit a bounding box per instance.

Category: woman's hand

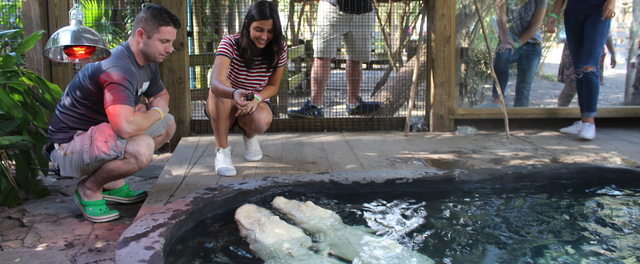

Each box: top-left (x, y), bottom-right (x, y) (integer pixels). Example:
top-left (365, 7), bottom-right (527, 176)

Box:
top-left (496, 42), bottom-right (515, 55)
top-left (546, 16), bottom-right (557, 33)
top-left (233, 90), bottom-right (258, 116)
top-left (603, 0), bottom-right (616, 19)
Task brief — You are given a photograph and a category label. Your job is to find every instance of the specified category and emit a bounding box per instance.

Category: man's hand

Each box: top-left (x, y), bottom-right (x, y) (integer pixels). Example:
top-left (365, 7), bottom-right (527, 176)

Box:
top-left (148, 97), bottom-right (169, 116)
top-left (135, 104), bottom-right (147, 112)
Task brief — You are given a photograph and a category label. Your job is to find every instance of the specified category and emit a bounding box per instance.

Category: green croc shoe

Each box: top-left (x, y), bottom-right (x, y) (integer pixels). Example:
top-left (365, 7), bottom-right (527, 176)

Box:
top-left (102, 183), bottom-right (148, 204)
top-left (73, 190), bottom-right (120, 223)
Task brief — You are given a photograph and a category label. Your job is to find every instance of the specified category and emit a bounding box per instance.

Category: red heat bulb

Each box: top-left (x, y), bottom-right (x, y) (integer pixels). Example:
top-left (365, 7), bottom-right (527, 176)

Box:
top-left (63, 45), bottom-right (96, 60)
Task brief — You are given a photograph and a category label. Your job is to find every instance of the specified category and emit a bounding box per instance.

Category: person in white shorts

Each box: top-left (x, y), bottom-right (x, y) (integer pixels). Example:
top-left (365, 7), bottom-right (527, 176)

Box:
top-left (287, 0), bottom-right (380, 118)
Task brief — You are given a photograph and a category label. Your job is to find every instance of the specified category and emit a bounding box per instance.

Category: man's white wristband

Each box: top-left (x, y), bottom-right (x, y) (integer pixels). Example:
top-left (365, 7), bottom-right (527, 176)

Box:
top-left (150, 107), bottom-right (164, 121)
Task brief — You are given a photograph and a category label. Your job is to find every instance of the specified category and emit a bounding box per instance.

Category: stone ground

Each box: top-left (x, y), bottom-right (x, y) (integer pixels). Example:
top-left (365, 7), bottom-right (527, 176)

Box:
top-left (0, 152), bottom-right (171, 264)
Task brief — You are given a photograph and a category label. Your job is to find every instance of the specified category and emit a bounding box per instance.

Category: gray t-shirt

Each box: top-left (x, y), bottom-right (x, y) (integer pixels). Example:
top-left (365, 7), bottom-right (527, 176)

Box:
top-left (505, 0), bottom-right (547, 44)
top-left (47, 41), bottom-right (166, 143)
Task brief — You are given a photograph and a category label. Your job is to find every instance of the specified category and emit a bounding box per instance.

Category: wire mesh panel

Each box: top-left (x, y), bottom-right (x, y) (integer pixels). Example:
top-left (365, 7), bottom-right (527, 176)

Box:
top-left (190, 0), bottom-right (427, 134)
top-left (1, 0), bottom-right (24, 51)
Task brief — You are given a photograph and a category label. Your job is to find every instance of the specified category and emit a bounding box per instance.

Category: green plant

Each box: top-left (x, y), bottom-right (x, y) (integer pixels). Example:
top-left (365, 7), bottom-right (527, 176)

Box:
top-left (0, 29), bottom-right (62, 207)
top-left (82, 0), bottom-right (124, 49)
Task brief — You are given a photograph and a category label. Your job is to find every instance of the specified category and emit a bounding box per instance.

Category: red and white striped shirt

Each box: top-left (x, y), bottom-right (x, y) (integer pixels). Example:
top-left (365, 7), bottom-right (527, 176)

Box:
top-left (216, 34), bottom-right (287, 101)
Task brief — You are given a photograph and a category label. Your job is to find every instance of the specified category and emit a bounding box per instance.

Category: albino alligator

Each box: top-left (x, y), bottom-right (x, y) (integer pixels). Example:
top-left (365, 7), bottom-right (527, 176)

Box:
top-left (234, 203), bottom-right (344, 264)
top-left (271, 196), bottom-right (435, 264)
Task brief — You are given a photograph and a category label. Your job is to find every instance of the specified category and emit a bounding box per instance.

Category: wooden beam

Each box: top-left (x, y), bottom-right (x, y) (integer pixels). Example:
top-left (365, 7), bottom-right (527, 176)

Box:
top-left (428, 0), bottom-right (455, 132)
top-left (452, 107), bottom-right (640, 119)
top-left (156, 1), bottom-right (191, 151)
top-left (22, 0), bottom-right (45, 77)
top-left (46, 0), bottom-right (73, 92)
top-left (191, 117), bottom-right (406, 134)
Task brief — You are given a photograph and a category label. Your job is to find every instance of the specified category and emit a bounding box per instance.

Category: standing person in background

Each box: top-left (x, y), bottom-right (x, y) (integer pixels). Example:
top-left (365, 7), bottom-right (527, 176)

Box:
top-left (205, 0), bottom-right (287, 176)
top-left (547, 0), bottom-right (616, 140)
top-left (556, 34), bottom-right (616, 107)
top-left (287, 0), bottom-right (380, 118)
top-left (44, 4), bottom-right (180, 222)
top-left (630, 36), bottom-right (640, 105)
top-left (476, 0), bottom-right (547, 108)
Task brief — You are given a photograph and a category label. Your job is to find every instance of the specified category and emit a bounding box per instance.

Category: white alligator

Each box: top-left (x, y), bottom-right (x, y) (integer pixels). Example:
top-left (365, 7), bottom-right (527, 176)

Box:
top-left (271, 196), bottom-right (435, 264)
top-left (234, 203), bottom-right (344, 264)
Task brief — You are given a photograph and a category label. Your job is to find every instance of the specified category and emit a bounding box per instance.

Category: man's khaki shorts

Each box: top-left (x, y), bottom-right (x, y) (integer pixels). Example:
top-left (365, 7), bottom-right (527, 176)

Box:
top-left (313, 1), bottom-right (374, 62)
top-left (50, 114), bottom-right (174, 177)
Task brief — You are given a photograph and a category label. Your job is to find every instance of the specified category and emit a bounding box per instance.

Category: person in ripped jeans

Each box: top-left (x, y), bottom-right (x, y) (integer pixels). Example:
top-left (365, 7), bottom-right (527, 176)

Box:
top-left (547, 0), bottom-right (616, 140)
top-left (44, 4), bottom-right (180, 222)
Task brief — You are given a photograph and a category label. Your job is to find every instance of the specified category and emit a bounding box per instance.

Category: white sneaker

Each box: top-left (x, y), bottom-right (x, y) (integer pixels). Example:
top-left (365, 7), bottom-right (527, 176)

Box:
top-left (578, 122), bottom-right (596, 140)
top-left (243, 134), bottom-right (263, 161)
top-left (215, 146), bottom-right (236, 176)
top-left (559, 121), bottom-right (584, 134)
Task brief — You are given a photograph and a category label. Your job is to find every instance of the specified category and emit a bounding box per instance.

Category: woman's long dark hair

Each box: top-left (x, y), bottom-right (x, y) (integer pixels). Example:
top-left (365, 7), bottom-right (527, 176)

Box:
top-left (238, 0), bottom-right (284, 71)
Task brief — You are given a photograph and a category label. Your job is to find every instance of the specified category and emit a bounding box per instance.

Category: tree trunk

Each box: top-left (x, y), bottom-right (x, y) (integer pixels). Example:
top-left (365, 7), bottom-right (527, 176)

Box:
top-left (373, 45), bottom-right (428, 117)
top-left (625, 0), bottom-right (640, 104)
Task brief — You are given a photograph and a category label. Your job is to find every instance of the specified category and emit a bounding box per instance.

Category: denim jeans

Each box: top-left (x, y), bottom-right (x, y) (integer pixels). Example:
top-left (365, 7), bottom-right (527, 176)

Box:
top-left (492, 42), bottom-right (542, 107)
top-left (564, 13), bottom-right (611, 118)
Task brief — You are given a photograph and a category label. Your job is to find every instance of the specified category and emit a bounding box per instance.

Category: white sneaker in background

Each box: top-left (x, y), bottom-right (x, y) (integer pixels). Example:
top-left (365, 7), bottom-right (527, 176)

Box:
top-left (578, 122), bottom-right (596, 140)
top-left (215, 146), bottom-right (236, 176)
top-left (559, 121), bottom-right (584, 134)
top-left (243, 134), bottom-right (263, 161)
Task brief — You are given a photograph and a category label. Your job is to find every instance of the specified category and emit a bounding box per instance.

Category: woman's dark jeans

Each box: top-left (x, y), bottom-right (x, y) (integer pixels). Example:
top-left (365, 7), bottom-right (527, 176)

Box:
top-left (564, 13), bottom-right (611, 118)
top-left (492, 42), bottom-right (542, 107)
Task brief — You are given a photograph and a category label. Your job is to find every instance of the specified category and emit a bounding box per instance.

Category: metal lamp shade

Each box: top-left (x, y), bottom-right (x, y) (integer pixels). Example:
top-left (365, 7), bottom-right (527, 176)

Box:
top-left (43, 22), bottom-right (111, 63)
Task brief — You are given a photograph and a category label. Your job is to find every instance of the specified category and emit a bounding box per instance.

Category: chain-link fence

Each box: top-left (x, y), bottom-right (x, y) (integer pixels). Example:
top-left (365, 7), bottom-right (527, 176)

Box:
top-left (190, 0), bottom-right (427, 133)
top-left (5, 0), bottom-right (427, 133)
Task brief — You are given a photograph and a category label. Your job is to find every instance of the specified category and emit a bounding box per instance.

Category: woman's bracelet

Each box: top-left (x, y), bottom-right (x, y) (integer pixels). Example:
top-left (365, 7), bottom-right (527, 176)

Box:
top-left (255, 93), bottom-right (262, 103)
top-left (231, 88), bottom-right (238, 99)
top-left (514, 40), bottom-right (519, 49)
top-left (150, 107), bottom-right (164, 121)
top-left (550, 13), bottom-right (558, 20)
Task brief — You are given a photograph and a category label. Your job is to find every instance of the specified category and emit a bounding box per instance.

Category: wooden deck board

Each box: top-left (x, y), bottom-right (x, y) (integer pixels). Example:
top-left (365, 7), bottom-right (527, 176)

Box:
top-left (170, 136), bottom-right (217, 203)
top-left (370, 132), bottom-right (432, 170)
top-left (136, 129), bottom-right (640, 221)
top-left (343, 132), bottom-right (398, 170)
top-left (280, 133), bottom-right (306, 175)
top-left (302, 134), bottom-right (332, 174)
top-left (321, 132), bottom-right (364, 171)
top-left (135, 136), bottom-right (204, 221)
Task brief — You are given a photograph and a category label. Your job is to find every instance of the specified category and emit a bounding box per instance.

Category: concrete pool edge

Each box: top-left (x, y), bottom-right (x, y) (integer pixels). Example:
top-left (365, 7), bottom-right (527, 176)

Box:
top-left (115, 163), bottom-right (640, 263)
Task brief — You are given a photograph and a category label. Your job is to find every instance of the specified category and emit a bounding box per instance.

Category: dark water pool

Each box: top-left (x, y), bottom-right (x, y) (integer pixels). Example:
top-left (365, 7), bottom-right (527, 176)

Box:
top-left (165, 181), bottom-right (640, 264)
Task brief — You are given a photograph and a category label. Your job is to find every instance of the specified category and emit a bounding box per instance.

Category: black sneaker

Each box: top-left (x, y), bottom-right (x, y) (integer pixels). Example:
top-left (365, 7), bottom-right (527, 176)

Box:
top-left (287, 99), bottom-right (324, 118)
top-left (346, 97), bottom-right (381, 115)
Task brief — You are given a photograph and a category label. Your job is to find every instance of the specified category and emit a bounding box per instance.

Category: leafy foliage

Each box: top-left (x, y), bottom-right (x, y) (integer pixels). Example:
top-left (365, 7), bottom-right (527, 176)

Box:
top-left (0, 29), bottom-right (62, 207)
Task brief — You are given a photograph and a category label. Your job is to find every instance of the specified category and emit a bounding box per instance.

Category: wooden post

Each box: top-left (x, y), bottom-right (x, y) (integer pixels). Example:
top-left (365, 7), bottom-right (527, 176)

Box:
top-left (22, 0), bottom-right (46, 77)
top-left (624, 0), bottom-right (639, 104)
top-left (428, 0), bottom-right (455, 132)
top-left (156, 1), bottom-right (191, 151)
top-left (46, 0), bottom-right (73, 91)
top-left (23, 0), bottom-right (53, 123)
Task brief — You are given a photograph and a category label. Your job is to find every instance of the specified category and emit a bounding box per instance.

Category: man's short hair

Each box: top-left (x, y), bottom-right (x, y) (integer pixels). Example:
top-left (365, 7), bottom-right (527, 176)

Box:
top-left (131, 4), bottom-right (182, 38)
